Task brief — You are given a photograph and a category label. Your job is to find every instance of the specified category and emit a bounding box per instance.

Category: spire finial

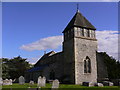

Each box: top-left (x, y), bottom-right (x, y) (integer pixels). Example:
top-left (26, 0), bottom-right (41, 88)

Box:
top-left (77, 3), bottom-right (79, 12)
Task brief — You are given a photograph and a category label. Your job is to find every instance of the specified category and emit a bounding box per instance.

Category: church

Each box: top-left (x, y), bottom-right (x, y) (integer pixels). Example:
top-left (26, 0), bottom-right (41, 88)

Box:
top-left (25, 7), bottom-right (108, 84)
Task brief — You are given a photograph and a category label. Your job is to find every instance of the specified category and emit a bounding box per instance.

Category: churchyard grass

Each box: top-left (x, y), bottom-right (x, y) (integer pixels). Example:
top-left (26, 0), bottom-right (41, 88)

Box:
top-left (2, 83), bottom-right (119, 89)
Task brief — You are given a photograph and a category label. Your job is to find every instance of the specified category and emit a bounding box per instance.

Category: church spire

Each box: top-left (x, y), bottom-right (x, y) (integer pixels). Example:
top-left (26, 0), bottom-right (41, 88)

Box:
top-left (62, 4), bottom-right (96, 33)
top-left (77, 3), bottom-right (80, 12)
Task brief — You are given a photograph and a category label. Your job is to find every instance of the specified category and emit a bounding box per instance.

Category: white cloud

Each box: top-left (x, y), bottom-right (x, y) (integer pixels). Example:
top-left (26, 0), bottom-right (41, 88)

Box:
top-left (20, 30), bottom-right (119, 60)
top-left (96, 30), bottom-right (118, 60)
top-left (20, 35), bottom-right (63, 51)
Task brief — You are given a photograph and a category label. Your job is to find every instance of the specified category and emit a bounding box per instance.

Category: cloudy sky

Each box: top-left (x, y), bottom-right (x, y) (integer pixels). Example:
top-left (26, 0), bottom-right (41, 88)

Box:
top-left (2, 2), bottom-right (118, 64)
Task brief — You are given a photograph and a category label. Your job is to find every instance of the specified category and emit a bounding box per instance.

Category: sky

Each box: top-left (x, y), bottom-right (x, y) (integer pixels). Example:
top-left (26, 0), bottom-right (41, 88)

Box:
top-left (2, 2), bottom-right (118, 64)
top-left (1, 0), bottom-right (120, 2)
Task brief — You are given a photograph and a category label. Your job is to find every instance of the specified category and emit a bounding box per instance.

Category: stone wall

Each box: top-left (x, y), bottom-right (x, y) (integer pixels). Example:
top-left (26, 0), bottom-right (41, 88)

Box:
top-left (42, 52), bottom-right (64, 81)
top-left (63, 38), bottom-right (75, 84)
top-left (74, 37), bottom-right (98, 84)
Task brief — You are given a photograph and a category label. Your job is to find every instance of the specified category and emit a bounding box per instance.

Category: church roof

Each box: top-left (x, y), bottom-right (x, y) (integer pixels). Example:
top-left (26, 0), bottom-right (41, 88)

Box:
top-left (27, 64), bottom-right (48, 72)
top-left (40, 51), bottom-right (55, 60)
top-left (63, 10), bottom-right (96, 33)
top-left (34, 51), bottom-right (55, 67)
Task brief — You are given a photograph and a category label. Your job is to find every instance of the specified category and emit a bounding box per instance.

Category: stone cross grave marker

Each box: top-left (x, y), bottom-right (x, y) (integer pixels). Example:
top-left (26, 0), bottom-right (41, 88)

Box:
top-left (52, 79), bottom-right (59, 89)
top-left (19, 76), bottom-right (25, 85)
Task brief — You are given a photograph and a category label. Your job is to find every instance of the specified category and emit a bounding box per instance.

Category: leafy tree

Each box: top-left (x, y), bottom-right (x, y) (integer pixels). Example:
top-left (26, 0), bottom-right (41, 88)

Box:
top-left (2, 56), bottom-right (32, 79)
top-left (98, 52), bottom-right (120, 79)
top-left (2, 58), bottom-right (10, 79)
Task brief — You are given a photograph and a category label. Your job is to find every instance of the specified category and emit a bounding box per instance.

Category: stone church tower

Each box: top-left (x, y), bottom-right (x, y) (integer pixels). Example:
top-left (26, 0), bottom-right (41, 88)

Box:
top-left (63, 9), bottom-right (97, 84)
top-left (26, 7), bottom-right (105, 85)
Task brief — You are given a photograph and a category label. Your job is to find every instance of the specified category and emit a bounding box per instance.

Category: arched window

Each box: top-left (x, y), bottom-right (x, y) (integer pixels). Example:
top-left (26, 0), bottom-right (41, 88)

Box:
top-left (84, 60), bottom-right (87, 73)
top-left (89, 30), bottom-right (92, 37)
top-left (81, 28), bottom-right (84, 36)
top-left (86, 29), bottom-right (89, 37)
top-left (84, 56), bottom-right (91, 73)
top-left (88, 59), bottom-right (91, 73)
top-left (88, 30), bottom-right (90, 37)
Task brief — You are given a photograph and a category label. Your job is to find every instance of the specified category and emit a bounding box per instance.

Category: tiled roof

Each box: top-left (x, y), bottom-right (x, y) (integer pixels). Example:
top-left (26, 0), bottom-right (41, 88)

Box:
top-left (63, 10), bottom-right (96, 33)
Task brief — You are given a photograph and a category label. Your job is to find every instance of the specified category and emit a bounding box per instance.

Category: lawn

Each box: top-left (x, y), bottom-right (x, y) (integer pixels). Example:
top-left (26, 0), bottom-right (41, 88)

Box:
top-left (2, 83), bottom-right (120, 90)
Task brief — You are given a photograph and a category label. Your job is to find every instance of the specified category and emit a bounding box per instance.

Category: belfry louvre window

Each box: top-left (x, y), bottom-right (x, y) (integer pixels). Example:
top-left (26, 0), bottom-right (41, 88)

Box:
top-left (86, 29), bottom-right (89, 37)
top-left (84, 56), bottom-right (91, 73)
top-left (81, 28), bottom-right (84, 36)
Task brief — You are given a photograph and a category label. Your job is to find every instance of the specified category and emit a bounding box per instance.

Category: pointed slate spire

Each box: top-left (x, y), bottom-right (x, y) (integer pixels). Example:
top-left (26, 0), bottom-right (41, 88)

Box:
top-left (63, 7), bottom-right (96, 33)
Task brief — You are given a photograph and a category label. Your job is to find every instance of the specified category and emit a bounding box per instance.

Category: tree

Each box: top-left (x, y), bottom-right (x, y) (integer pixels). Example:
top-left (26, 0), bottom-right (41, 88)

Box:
top-left (2, 58), bottom-right (10, 79)
top-left (98, 52), bottom-right (120, 79)
top-left (2, 56), bottom-right (32, 79)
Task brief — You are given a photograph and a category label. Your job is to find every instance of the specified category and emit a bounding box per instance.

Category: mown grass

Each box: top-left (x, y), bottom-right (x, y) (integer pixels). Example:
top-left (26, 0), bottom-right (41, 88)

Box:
top-left (2, 83), bottom-right (120, 90)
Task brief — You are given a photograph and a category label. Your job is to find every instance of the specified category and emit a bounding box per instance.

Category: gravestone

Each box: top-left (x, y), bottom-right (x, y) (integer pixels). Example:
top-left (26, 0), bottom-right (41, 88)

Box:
top-left (37, 76), bottom-right (46, 87)
top-left (109, 82), bottom-right (114, 86)
top-left (19, 76), bottom-right (25, 85)
top-left (0, 78), bottom-right (2, 85)
top-left (3, 79), bottom-right (11, 85)
top-left (29, 80), bottom-right (34, 86)
top-left (52, 79), bottom-right (59, 89)
top-left (98, 83), bottom-right (103, 87)
top-left (37, 76), bottom-right (42, 87)
top-left (42, 77), bottom-right (46, 87)
top-left (103, 81), bottom-right (113, 86)
top-left (9, 79), bottom-right (12, 85)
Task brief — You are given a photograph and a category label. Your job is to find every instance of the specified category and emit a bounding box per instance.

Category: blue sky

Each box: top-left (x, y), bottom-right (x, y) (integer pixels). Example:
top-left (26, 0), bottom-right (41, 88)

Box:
top-left (2, 2), bottom-right (118, 63)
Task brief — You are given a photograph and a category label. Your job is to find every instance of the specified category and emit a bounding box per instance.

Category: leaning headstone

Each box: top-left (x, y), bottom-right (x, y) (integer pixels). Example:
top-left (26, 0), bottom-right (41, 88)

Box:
top-left (98, 83), bottom-right (104, 87)
top-left (37, 76), bottom-right (42, 87)
top-left (109, 82), bottom-right (114, 86)
top-left (82, 82), bottom-right (89, 86)
top-left (19, 76), bottom-right (25, 85)
top-left (52, 79), bottom-right (59, 89)
top-left (29, 80), bottom-right (34, 86)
